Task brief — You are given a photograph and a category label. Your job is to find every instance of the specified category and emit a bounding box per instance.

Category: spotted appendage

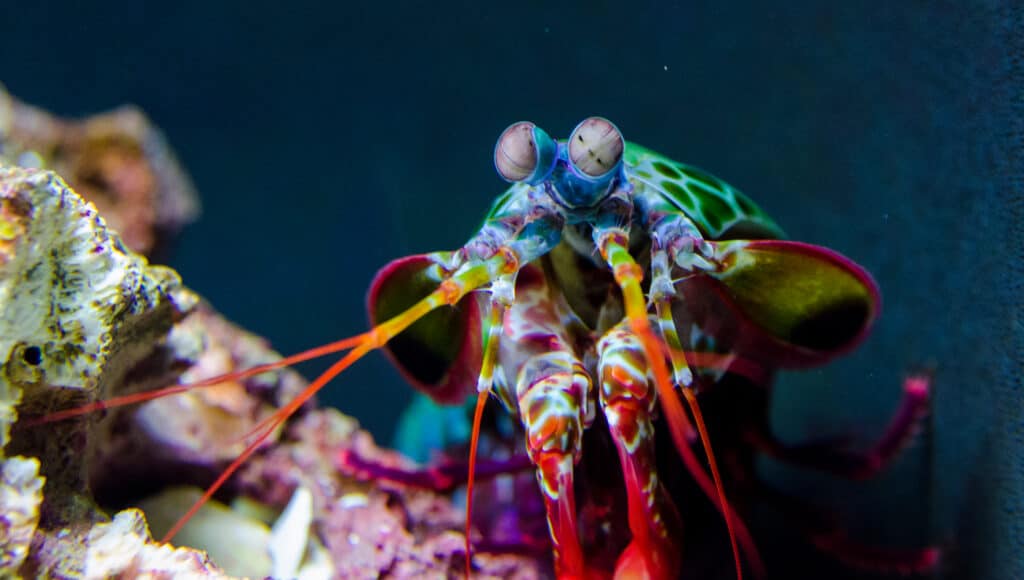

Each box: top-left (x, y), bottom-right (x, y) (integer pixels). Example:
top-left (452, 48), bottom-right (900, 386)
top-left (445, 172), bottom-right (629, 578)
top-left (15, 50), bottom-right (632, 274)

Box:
top-left (624, 143), bottom-right (783, 240)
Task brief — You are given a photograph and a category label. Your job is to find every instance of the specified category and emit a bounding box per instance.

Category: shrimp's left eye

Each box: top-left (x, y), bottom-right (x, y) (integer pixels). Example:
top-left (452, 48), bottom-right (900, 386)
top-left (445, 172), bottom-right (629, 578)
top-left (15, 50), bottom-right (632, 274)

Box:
top-left (568, 117), bottom-right (624, 179)
top-left (494, 121), bottom-right (556, 184)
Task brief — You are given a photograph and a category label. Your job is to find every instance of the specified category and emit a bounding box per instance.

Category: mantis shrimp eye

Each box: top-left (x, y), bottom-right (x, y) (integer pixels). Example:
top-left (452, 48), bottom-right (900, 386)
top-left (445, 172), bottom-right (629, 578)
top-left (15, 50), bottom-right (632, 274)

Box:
top-left (494, 121), bottom-right (556, 184)
top-left (568, 116), bottom-right (624, 179)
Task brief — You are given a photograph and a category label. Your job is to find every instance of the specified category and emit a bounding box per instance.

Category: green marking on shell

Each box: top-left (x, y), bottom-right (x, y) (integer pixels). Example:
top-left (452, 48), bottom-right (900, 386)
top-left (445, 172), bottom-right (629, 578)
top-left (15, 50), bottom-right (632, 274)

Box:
top-left (687, 181), bottom-right (736, 231)
top-left (679, 165), bottom-right (726, 192)
top-left (660, 180), bottom-right (697, 212)
top-left (652, 160), bottom-right (682, 179)
top-left (484, 186), bottom-right (521, 223)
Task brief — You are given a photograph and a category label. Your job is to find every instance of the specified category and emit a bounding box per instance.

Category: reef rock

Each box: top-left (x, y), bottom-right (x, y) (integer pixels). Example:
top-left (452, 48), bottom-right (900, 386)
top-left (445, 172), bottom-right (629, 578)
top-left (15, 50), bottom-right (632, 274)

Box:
top-left (0, 165), bottom-right (193, 466)
top-left (0, 165), bottom-right (218, 577)
top-left (0, 457), bottom-right (43, 571)
top-left (83, 510), bottom-right (222, 578)
top-left (0, 84), bottom-right (199, 257)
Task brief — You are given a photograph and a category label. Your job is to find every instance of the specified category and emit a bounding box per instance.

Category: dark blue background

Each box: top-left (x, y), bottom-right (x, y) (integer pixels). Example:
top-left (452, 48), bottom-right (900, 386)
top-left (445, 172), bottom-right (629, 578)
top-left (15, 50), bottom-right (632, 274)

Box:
top-left (2, 2), bottom-right (1018, 578)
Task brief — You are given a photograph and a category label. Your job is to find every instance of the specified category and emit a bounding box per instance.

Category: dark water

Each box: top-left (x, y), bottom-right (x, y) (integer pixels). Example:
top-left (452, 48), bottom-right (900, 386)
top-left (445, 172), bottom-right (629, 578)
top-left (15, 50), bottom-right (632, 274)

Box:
top-left (2, 2), bottom-right (1019, 578)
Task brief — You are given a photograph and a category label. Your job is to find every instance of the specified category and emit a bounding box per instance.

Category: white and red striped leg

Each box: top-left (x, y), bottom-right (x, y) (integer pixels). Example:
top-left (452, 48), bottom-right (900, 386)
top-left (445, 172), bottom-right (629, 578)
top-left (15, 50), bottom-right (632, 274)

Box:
top-left (597, 322), bottom-right (682, 580)
top-left (496, 265), bottom-right (594, 578)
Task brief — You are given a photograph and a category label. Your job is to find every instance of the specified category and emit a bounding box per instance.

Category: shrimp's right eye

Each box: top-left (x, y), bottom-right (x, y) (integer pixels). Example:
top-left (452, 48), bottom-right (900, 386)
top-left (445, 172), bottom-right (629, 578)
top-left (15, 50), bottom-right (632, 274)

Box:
top-left (494, 121), bottom-right (556, 184)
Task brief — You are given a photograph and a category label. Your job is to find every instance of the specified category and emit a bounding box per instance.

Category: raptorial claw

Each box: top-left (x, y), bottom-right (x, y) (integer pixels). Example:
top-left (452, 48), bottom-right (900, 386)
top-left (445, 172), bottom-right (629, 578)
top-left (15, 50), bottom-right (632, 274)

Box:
top-left (598, 323), bottom-right (682, 580)
top-left (680, 240), bottom-right (881, 368)
top-left (368, 252), bottom-right (485, 404)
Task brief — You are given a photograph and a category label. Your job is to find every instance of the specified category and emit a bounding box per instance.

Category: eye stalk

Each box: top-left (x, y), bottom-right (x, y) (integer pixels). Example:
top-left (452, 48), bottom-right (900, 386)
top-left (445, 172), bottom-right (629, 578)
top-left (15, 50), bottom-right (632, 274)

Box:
top-left (494, 121), bottom-right (557, 184)
top-left (568, 117), bottom-right (624, 179)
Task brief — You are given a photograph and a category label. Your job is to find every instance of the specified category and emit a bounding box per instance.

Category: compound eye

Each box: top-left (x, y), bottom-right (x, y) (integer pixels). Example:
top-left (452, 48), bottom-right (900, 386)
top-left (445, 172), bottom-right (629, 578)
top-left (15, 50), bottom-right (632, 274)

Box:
top-left (494, 121), bottom-right (556, 183)
top-left (568, 117), bottom-right (624, 178)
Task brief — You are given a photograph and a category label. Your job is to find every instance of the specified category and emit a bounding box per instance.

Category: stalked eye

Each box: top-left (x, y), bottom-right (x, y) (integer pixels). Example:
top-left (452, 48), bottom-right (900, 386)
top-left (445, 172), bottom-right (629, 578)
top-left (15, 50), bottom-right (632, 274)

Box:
top-left (494, 121), bottom-right (556, 184)
top-left (568, 117), bottom-right (624, 179)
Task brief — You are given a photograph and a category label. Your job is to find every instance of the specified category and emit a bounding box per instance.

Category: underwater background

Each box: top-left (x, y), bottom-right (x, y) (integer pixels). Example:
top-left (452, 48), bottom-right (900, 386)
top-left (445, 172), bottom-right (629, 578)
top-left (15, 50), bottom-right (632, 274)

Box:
top-left (1, 2), bottom-right (1019, 579)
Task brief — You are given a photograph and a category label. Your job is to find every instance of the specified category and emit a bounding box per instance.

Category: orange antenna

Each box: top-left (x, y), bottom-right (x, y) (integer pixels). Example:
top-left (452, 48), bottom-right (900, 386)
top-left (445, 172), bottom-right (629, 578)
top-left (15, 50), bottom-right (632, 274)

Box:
top-left (683, 387), bottom-right (742, 579)
top-left (155, 252), bottom-right (512, 543)
top-left (163, 341), bottom-right (374, 542)
top-left (23, 334), bottom-right (366, 427)
top-left (463, 298), bottom-right (507, 578)
top-left (464, 389), bottom-right (489, 578)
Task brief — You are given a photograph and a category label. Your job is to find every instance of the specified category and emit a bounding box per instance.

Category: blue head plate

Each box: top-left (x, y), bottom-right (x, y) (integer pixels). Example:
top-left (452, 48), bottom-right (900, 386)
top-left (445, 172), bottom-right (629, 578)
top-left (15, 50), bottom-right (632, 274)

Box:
top-left (494, 117), bottom-right (625, 209)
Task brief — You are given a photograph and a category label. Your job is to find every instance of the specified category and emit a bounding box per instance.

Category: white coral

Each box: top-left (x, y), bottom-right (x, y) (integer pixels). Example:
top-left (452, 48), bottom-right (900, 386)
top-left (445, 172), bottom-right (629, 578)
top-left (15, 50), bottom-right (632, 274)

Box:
top-left (0, 166), bottom-right (196, 448)
top-left (84, 510), bottom-right (224, 580)
top-left (0, 457), bottom-right (43, 571)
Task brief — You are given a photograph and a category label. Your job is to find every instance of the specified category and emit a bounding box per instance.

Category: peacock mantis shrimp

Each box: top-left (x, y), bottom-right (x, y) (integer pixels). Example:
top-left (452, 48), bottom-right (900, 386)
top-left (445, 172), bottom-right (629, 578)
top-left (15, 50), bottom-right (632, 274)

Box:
top-left (35, 117), bottom-right (939, 579)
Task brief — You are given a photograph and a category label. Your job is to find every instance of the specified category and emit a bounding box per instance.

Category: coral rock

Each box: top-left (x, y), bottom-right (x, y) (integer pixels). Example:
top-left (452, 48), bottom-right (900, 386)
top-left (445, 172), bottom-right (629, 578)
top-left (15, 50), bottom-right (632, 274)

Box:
top-left (83, 510), bottom-right (224, 579)
top-left (238, 409), bottom-right (545, 579)
top-left (0, 165), bottom-right (195, 456)
top-left (0, 456), bottom-right (43, 571)
top-left (0, 85), bottom-right (199, 256)
top-left (0, 166), bottom-right (214, 578)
